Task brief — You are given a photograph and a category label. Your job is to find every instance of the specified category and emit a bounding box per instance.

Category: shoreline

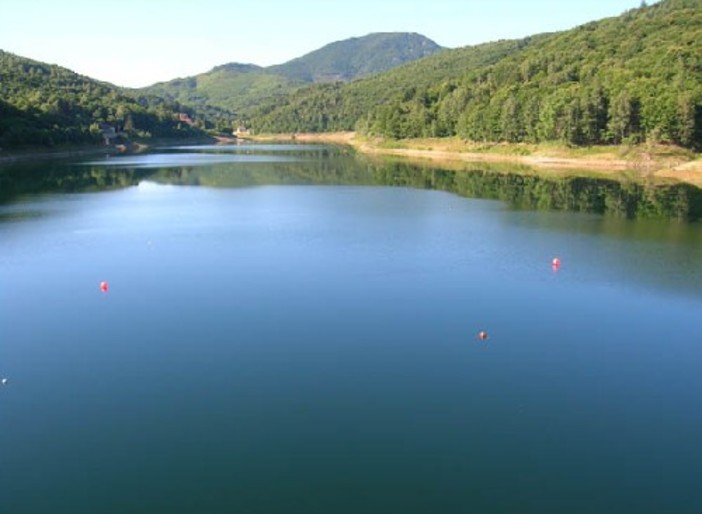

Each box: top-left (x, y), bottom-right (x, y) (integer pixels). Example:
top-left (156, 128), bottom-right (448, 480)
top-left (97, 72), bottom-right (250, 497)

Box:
top-left (252, 132), bottom-right (702, 188)
top-left (0, 135), bottom-right (220, 165)
top-left (4, 132), bottom-right (701, 188)
top-left (0, 145), bottom-right (121, 165)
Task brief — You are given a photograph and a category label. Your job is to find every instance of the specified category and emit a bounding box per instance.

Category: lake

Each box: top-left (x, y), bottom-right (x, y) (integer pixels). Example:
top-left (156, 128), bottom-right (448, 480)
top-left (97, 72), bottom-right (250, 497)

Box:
top-left (1, 144), bottom-right (702, 514)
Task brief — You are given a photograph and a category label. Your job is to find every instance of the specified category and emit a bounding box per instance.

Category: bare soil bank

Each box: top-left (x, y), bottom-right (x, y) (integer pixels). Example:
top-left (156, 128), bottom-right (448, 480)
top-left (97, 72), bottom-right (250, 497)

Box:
top-left (253, 132), bottom-right (702, 187)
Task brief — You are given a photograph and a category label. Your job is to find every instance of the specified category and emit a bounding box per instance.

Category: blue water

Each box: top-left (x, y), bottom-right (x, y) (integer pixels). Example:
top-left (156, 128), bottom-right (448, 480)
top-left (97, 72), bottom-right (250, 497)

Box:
top-left (1, 146), bottom-right (701, 513)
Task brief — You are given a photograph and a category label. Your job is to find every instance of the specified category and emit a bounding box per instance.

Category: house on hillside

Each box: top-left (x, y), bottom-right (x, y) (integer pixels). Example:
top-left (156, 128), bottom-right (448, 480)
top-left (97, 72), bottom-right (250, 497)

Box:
top-left (234, 126), bottom-right (251, 137)
top-left (178, 113), bottom-right (195, 126)
top-left (98, 123), bottom-right (118, 145)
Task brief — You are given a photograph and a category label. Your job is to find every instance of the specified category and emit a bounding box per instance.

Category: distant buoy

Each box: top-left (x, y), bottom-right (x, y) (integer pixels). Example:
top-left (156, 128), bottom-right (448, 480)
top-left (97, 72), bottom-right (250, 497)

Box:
top-left (1, 377), bottom-right (7, 386)
top-left (552, 257), bottom-right (561, 270)
top-left (478, 331), bottom-right (489, 341)
top-left (100, 281), bottom-right (108, 293)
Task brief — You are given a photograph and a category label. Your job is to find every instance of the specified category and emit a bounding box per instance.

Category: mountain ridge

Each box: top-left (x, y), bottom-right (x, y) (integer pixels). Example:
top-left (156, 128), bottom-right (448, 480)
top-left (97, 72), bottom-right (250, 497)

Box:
top-left (267, 32), bottom-right (443, 82)
top-left (250, 0), bottom-right (702, 150)
top-left (139, 32), bottom-right (443, 114)
top-left (2, 1), bottom-right (701, 152)
top-left (0, 49), bottom-right (208, 149)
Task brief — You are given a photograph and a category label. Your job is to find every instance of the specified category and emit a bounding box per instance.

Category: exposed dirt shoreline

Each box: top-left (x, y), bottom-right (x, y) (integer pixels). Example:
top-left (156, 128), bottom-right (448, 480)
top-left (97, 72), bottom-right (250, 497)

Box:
top-left (4, 132), bottom-right (700, 188)
top-left (253, 132), bottom-right (702, 187)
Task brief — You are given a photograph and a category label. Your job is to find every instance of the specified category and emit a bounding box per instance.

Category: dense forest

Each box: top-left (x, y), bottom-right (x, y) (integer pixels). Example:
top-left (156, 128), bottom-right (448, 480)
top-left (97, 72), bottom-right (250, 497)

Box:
top-left (250, 0), bottom-right (702, 150)
top-left (0, 51), bottom-right (208, 148)
top-left (140, 33), bottom-right (442, 116)
top-left (1, 0), bottom-right (701, 152)
top-left (0, 33), bottom-right (442, 150)
top-left (248, 37), bottom-right (544, 133)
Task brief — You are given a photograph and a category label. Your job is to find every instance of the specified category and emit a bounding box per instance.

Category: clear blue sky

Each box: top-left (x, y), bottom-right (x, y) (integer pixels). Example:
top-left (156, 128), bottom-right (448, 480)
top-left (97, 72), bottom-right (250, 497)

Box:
top-left (0, 0), bottom-right (655, 88)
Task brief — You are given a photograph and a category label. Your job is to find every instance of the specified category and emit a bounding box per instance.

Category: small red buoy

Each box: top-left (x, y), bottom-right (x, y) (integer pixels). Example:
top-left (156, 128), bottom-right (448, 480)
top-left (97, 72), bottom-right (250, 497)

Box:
top-left (100, 281), bottom-right (108, 293)
top-left (478, 330), bottom-right (488, 341)
top-left (552, 257), bottom-right (561, 270)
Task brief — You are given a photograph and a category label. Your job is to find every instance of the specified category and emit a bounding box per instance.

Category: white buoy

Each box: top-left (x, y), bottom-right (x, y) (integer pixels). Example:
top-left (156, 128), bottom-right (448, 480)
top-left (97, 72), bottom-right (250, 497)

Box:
top-left (1, 378), bottom-right (7, 386)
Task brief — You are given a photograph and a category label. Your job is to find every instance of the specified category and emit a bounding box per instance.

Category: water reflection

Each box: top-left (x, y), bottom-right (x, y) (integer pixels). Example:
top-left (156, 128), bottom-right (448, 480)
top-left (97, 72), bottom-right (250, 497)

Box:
top-left (160, 143), bottom-right (327, 152)
top-left (0, 160), bottom-right (153, 201)
top-left (1, 145), bottom-right (701, 222)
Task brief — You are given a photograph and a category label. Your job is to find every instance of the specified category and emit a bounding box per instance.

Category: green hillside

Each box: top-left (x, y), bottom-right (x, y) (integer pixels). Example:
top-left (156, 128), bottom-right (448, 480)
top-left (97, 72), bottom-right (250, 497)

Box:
top-left (139, 32), bottom-right (442, 115)
top-left (269, 32), bottom-right (442, 82)
top-left (0, 50), bottom-right (206, 149)
top-left (251, 0), bottom-right (702, 150)
top-left (249, 36), bottom-right (545, 133)
top-left (3, 2), bottom-right (700, 152)
top-left (141, 63), bottom-right (297, 116)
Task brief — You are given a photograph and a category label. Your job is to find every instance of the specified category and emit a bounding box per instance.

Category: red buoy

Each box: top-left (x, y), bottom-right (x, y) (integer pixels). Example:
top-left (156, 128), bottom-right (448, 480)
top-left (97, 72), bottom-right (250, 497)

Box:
top-left (478, 330), bottom-right (488, 341)
top-left (100, 281), bottom-right (108, 293)
top-left (552, 257), bottom-right (561, 270)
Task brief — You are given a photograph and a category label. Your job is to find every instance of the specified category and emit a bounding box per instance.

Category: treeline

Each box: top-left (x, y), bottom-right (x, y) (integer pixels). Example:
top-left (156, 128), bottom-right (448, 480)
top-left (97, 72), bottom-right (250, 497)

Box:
top-left (0, 162), bottom-right (155, 202)
top-left (141, 33), bottom-right (442, 118)
top-left (371, 161), bottom-right (702, 220)
top-left (140, 64), bottom-right (295, 120)
top-left (359, 0), bottom-right (701, 148)
top-left (0, 51), bottom-right (207, 148)
top-left (4, 147), bottom-right (699, 220)
top-left (251, 0), bottom-right (702, 150)
top-left (249, 37), bottom-right (542, 133)
top-left (266, 32), bottom-right (442, 83)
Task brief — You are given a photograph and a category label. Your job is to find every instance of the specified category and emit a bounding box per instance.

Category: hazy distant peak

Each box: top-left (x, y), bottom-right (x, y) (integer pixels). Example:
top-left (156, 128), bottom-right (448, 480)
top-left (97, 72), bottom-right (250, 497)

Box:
top-left (268, 32), bottom-right (443, 83)
top-left (210, 63), bottom-right (263, 74)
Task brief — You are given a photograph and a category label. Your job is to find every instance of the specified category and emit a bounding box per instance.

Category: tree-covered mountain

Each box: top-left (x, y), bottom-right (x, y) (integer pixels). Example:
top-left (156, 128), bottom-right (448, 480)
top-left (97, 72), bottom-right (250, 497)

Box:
top-left (139, 32), bottom-right (442, 115)
top-left (249, 36), bottom-right (546, 133)
top-left (140, 63), bottom-right (295, 118)
top-left (268, 32), bottom-right (442, 82)
top-left (3, 2), bottom-right (701, 153)
top-left (0, 50), bottom-right (206, 149)
top-left (250, 0), bottom-right (702, 151)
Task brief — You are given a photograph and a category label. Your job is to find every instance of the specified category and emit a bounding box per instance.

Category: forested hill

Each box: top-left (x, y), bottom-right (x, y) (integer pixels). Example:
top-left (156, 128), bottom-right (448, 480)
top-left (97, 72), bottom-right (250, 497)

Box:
top-left (268, 32), bottom-right (442, 82)
top-left (0, 51), bottom-right (205, 149)
top-left (249, 36), bottom-right (546, 133)
top-left (250, 0), bottom-right (702, 150)
top-left (139, 33), bottom-right (442, 115)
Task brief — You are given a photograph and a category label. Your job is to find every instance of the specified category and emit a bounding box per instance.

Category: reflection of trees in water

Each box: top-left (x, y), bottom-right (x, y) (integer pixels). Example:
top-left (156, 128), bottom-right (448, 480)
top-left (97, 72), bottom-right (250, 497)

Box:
top-left (370, 161), bottom-right (702, 221)
top-left (0, 162), bottom-right (155, 202)
top-left (2, 149), bottom-right (701, 221)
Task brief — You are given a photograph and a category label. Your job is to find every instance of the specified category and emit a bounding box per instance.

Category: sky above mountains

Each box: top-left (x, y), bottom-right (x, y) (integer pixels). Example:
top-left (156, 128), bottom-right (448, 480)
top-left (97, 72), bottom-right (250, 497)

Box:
top-left (1, 0), bottom-right (656, 88)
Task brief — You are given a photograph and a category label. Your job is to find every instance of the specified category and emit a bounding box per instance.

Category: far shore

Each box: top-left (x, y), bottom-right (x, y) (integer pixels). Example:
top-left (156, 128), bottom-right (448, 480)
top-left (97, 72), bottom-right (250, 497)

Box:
top-left (0, 135), bottom-right (219, 165)
top-left (4, 132), bottom-right (701, 188)
top-left (0, 144), bottom-right (121, 165)
top-left (251, 132), bottom-right (702, 188)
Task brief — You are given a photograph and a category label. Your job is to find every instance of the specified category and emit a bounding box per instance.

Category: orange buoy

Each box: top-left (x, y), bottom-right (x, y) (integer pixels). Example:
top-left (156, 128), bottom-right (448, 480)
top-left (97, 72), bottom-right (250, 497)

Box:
top-left (100, 281), bottom-right (108, 293)
top-left (478, 330), bottom-right (489, 341)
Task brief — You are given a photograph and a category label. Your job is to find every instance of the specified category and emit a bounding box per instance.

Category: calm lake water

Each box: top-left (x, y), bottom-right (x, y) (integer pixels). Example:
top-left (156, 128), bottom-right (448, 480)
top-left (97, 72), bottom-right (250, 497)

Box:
top-left (1, 144), bottom-right (702, 514)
